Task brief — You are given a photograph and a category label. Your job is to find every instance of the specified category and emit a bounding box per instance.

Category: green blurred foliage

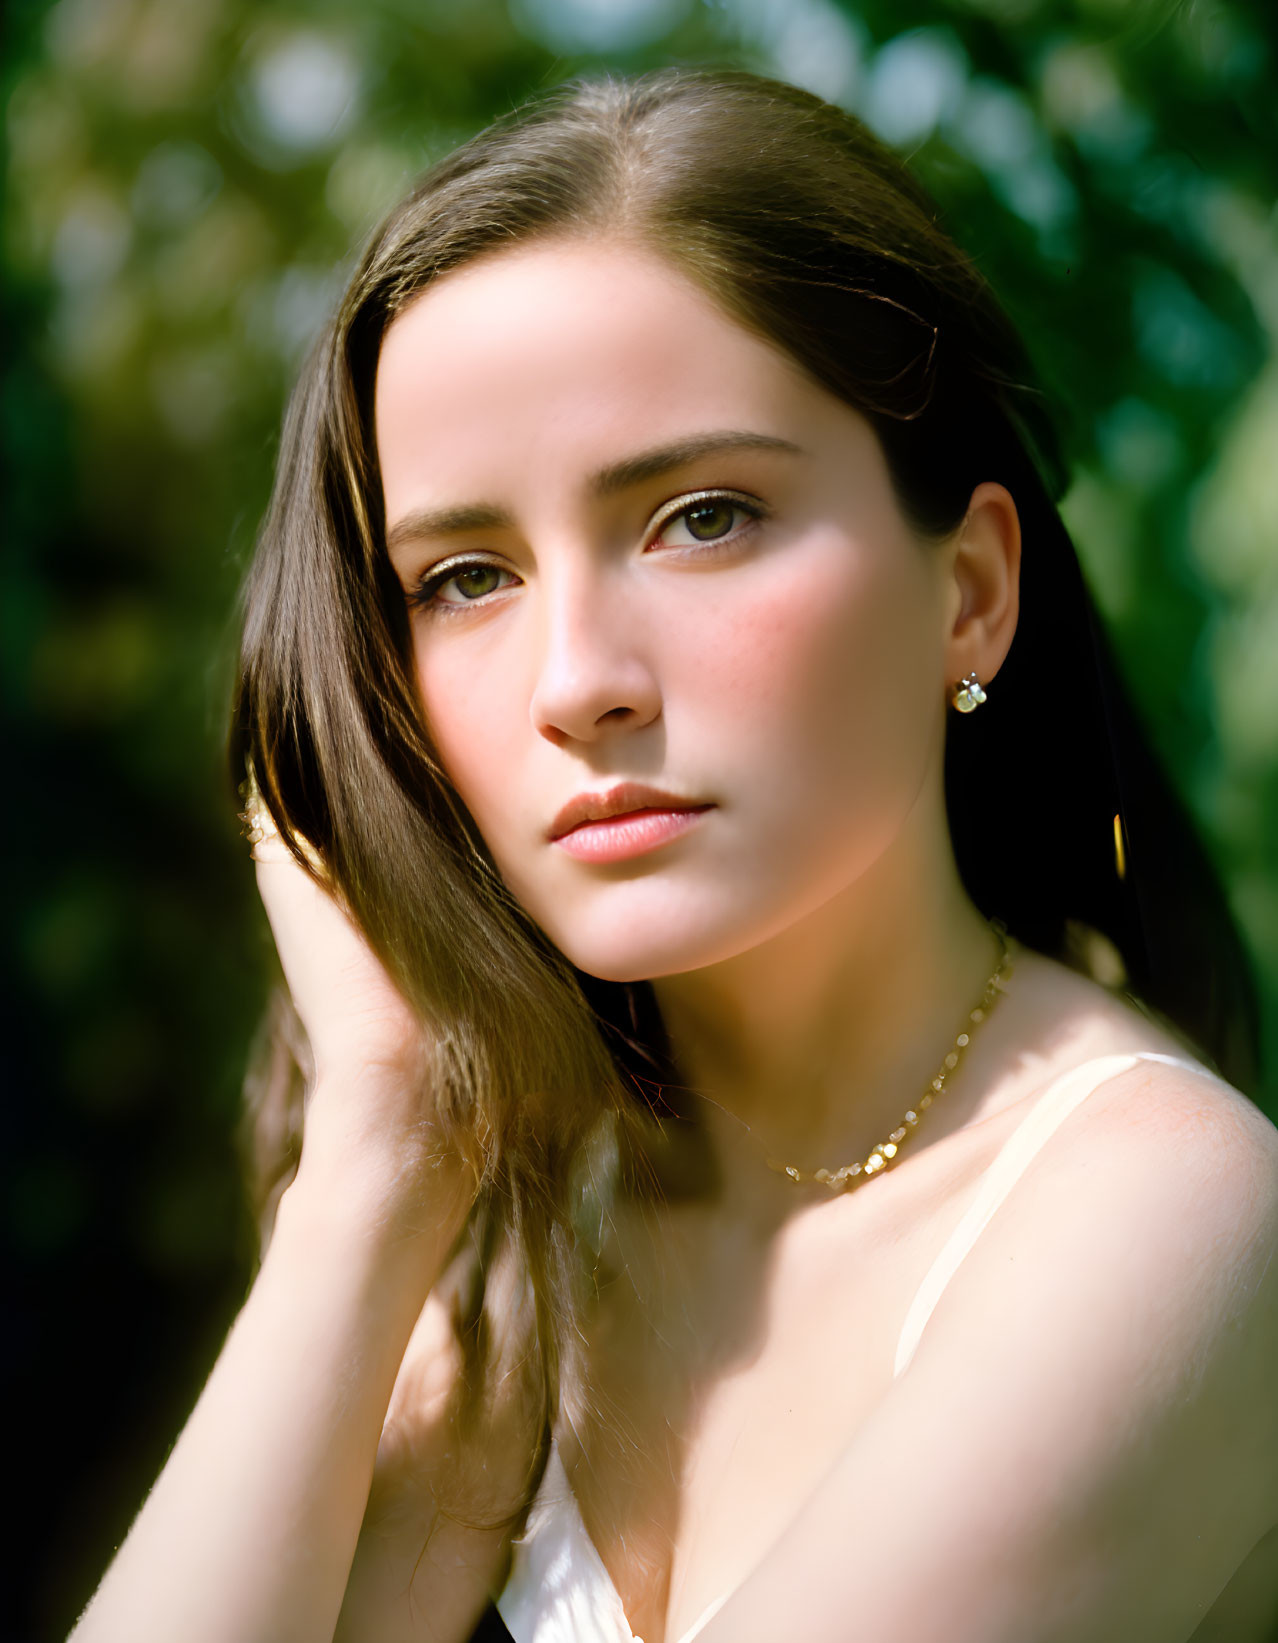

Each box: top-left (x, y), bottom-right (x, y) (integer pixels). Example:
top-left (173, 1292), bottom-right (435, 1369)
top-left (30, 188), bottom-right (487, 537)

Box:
top-left (4, 0), bottom-right (1277, 1635)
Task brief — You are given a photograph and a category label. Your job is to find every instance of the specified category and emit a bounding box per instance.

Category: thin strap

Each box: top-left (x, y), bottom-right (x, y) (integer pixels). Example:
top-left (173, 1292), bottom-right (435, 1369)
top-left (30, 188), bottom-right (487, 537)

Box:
top-left (892, 1051), bottom-right (1203, 1379)
top-left (675, 1590), bottom-right (732, 1643)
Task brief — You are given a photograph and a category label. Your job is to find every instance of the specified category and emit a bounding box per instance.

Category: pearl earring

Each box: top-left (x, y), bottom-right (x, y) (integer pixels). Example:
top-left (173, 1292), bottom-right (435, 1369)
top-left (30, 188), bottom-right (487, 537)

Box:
top-left (950, 672), bottom-right (987, 713)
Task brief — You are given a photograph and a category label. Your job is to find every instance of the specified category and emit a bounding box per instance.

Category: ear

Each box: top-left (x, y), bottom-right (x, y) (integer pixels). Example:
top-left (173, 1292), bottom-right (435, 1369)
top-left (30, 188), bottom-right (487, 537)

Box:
top-left (941, 481), bottom-right (1020, 690)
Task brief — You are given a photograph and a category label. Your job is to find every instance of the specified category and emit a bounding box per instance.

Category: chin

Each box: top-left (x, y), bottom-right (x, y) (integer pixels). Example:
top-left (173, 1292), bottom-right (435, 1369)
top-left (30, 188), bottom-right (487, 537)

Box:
top-left (533, 904), bottom-right (763, 985)
top-left (553, 935), bottom-right (704, 986)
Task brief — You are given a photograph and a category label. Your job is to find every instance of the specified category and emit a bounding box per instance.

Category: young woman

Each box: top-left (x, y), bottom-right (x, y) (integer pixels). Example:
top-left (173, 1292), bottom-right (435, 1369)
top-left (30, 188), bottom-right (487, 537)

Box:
top-left (70, 67), bottom-right (1278, 1643)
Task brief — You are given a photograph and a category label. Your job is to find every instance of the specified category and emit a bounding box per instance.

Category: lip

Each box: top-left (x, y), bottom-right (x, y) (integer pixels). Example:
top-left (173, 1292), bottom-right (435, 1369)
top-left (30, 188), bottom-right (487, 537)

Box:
top-left (552, 806), bottom-right (712, 863)
top-left (548, 782), bottom-right (713, 841)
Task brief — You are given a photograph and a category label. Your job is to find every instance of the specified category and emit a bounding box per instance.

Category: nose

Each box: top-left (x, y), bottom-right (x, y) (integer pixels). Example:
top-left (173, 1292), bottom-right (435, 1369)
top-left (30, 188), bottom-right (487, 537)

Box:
top-left (528, 559), bottom-right (662, 746)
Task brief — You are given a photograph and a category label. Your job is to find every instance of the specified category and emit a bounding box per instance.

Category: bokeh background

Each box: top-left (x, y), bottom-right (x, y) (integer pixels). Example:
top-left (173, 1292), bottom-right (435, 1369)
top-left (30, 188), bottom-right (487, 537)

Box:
top-left (5, 0), bottom-right (1277, 1636)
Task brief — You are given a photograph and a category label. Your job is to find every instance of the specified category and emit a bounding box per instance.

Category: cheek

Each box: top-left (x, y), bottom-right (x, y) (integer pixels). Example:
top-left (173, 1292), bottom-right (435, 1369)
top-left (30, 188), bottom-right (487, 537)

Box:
top-left (413, 636), bottom-right (528, 820)
top-left (665, 532), bottom-right (940, 802)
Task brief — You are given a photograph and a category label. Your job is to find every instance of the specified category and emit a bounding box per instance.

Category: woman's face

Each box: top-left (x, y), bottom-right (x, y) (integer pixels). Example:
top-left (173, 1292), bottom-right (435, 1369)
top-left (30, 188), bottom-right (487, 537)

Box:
top-left (375, 238), bottom-right (954, 983)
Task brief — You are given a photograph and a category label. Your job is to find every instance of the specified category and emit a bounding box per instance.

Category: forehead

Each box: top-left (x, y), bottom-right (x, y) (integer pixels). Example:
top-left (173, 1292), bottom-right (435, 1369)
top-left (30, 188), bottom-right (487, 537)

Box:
top-left (372, 238), bottom-right (820, 493)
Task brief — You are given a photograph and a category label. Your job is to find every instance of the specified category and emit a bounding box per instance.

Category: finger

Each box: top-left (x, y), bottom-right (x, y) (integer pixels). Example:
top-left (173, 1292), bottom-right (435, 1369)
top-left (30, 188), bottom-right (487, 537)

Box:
top-left (241, 796), bottom-right (329, 878)
top-left (251, 835), bottom-right (296, 866)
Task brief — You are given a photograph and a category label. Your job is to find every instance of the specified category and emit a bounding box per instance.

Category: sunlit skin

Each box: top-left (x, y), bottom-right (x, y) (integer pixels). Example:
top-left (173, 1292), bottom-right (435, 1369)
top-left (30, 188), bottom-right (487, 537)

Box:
top-left (374, 235), bottom-right (1027, 1197)
top-left (365, 240), bottom-right (1278, 1643)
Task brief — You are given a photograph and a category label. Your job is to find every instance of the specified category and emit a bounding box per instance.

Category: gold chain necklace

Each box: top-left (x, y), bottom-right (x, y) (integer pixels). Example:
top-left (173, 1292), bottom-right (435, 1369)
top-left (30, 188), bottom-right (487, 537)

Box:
top-left (763, 918), bottom-right (1016, 1191)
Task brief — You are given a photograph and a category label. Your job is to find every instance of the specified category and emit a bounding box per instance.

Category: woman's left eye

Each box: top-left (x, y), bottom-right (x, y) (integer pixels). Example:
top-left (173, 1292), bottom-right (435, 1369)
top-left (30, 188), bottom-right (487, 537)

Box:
top-left (651, 492), bottom-right (765, 550)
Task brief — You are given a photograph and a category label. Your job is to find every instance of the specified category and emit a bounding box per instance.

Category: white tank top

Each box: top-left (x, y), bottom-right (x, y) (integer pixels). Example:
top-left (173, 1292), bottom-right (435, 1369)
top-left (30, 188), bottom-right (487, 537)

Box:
top-left (495, 1050), bottom-right (1205, 1643)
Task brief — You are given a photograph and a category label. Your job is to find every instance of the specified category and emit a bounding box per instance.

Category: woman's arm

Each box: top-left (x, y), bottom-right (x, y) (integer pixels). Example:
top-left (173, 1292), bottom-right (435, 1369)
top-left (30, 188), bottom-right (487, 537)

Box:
top-left (696, 1063), bottom-right (1278, 1643)
top-left (333, 1203), bottom-right (542, 1643)
top-left (67, 1142), bottom-right (486, 1643)
top-left (69, 828), bottom-right (529, 1643)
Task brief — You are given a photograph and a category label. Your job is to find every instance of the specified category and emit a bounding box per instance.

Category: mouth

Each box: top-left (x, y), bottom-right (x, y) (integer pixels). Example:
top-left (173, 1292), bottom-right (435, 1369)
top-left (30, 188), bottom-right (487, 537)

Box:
top-left (547, 781), bottom-right (716, 863)
top-left (550, 804), bottom-right (715, 864)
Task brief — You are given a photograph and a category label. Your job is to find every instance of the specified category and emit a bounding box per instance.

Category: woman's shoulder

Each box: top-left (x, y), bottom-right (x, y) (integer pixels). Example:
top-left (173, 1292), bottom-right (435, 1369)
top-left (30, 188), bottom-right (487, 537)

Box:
top-left (969, 942), bottom-right (1278, 1485)
top-left (973, 945), bottom-right (1278, 1366)
top-left (888, 956), bottom-right (1278, 1595)
top-left (1031, 1036), bottom-right (1278, 1288)
top-left (1003, 936), bottom-right (1276, 1156)
top-left (998, 939), bottom-right (1274, 1242)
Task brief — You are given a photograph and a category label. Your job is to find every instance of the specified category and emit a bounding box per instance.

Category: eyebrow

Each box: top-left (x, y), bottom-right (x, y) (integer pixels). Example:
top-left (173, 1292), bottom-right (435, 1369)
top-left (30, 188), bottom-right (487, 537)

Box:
top-left (383, 430), bottom-right (804, 554)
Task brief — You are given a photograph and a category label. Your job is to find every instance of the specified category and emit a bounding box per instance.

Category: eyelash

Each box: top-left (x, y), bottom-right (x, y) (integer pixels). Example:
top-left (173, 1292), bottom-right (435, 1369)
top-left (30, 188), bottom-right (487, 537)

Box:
top-left (405, 489), bottom-right (768, 618)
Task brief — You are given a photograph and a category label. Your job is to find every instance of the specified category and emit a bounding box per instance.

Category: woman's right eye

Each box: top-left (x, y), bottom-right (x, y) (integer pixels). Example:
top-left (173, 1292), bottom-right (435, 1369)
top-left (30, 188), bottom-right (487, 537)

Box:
top-left (407, 560), bottom-right (518, 615)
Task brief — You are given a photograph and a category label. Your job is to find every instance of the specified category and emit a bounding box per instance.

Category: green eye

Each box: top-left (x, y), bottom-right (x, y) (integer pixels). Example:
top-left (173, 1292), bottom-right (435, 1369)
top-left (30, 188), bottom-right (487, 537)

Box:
top-left (655, 491), bottom-right (766, 550)
top-left (684, 500), bottom-right (737, 540)
top-left (452, 566), bottom-right (503, 599)
top-left (408, 558), bottom-right (515, 614)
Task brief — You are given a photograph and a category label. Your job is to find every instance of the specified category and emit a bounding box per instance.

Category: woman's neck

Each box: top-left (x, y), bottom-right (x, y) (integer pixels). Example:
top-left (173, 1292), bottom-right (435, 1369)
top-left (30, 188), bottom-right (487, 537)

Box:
top-left (646, 820), bottom-right (1007, 1203)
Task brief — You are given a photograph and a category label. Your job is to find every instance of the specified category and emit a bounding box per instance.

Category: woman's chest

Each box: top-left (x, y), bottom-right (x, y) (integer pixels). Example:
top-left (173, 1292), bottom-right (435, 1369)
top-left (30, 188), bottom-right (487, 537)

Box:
top-left (555, 1162), bottom-right (1278, 1643)
top-left (558, 1183), bottom-right (954, 1643)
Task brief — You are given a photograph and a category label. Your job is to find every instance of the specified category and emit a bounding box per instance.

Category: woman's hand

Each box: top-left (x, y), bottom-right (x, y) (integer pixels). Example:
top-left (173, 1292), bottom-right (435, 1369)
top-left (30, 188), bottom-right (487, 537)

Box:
top-left (247, 799), bottom-right (474, 1243)
top-left (249, 809), bottom-right (421, 1090)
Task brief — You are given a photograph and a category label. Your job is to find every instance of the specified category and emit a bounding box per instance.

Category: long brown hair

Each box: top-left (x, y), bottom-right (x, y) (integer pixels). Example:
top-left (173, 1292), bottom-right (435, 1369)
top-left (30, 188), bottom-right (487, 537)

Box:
top-left (227, 64), bottom-right (1263, 1540)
